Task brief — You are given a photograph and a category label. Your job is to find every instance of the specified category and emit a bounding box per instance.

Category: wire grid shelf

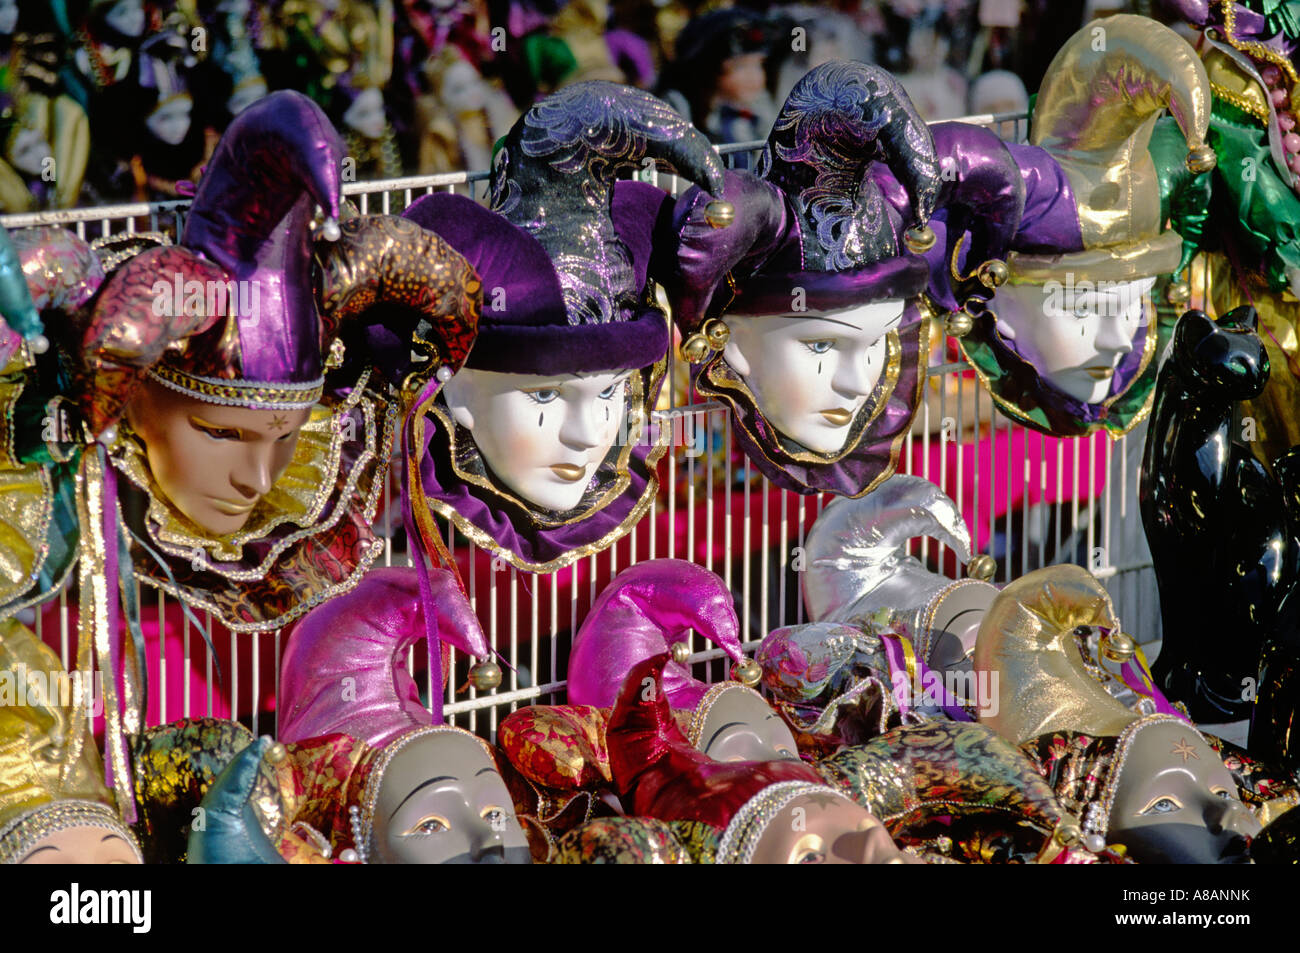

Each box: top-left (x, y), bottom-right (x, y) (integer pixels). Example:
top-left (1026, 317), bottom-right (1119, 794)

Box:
top-left (2, 111), bottom-right (1160, 743)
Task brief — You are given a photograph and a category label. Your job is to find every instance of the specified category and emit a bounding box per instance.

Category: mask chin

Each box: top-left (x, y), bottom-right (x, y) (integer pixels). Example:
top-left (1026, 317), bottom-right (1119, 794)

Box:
top-left (1109, 822), bottom-right (1253, 865)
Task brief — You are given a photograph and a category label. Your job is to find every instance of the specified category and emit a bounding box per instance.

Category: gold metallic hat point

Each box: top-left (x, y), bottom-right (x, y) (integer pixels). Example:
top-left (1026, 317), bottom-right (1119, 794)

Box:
top-left (1166, 279), bottom-right (1191, 306)
top-left (670, 641), bottom-right (691, 666)
top-left (1100, 630), bottom-right (1137, 664)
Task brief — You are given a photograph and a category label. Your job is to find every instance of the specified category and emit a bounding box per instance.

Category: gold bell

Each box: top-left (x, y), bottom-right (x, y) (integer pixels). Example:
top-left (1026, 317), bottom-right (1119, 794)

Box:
top-left (704, 319), bottom-right (731, 350)
top-left (1100, 630), bottom-right (1137, 664)
top-left (967, 554), bottom-right (996, 581)
top-left (681, 333), bottom-right (710, 364)
top-left (903, 224), bottom-right (936, 254)
top-left (731, 658), bottom-right (762, 688)
top-left (1185, 144), bottom-right (1217, 175)
top-left (977, 259), bottom-right (1009, 289)
top-left (670, 642), bottom-right (691, 666)
top-left (470, 660), bottom-right (502, 692)
top-left (945, 311), bottom-right (975, 338)
top-left (1165, 280), bottom-right (1191, 307)
top-left (1053, 821), bottom-right (1082, 848)
top-left (265, 741), bottom-right (288, 765)
top-left (704, 200), bottom-right (735, 229)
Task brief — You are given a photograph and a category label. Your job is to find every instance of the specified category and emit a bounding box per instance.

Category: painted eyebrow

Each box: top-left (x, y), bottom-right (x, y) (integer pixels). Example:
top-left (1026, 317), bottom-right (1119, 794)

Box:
top-left (18, 845), bottom-right (59, 861)
top-left (101, 833), bottom-right (131, 845)
top-left (389, 775), bottom-right (457, 820)
top-left (475, 767), bottom-right (495, 777)
top-left (705, 720), bottom-right (746, 751)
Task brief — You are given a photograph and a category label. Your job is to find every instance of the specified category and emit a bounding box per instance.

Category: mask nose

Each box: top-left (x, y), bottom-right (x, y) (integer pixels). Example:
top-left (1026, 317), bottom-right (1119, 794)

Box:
top-left (1094, 308), bottom-right (1136, 358)
top-left (831, 348), bottom-right (879, 401)
top-left (230, 446), bottom-right (276, 499)
top-left (558, 401), bottom-right (606, 453)
top-left (470, 821), bottom-right (506, 863)
top-left (1208, 797), bottom-right (1261, 839)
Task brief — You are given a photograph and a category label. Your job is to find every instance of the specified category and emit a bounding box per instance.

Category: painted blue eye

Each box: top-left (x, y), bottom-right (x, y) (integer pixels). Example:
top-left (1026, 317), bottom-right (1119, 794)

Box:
top-left (802, 340), bottom-right (834, 355)
top-left (598, 384), bottom-right (619, 400)
top-left (525, 389), bottom-right (560, 404)
top-left (1141, 797), bottom-right (1181, 816)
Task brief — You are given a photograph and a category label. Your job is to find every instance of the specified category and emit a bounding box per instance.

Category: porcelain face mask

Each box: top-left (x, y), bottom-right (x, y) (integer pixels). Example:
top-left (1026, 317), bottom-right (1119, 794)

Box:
top-left (9, 128), bottom-right (51, 177)
top-left (696, 689), bottom-right (800, 763)
top-left (1108, 721), bottom-right (1260, 865)
top-left (993, 276), bottom-right (1156, 405)
top-left (343, 87), bottom-right (388, 140)
top-left (722, 300), bottom-right (905, 454)
top-left (227, 79), bottom-right (268, 117)
top-left (439, 59), bottom-right (487, 116)
top-left (443, 366), bottom-right (633, 513)
top-left (372, 732), bottom-right (531, 865)
top-left (750, 792), bottom-right (911, 865)
top-left (146, 96), bottom-right (193, 147)
top-left (18, 826), bottom-right (141, 864)
top-left (124, 380), bottom-right (311, 537)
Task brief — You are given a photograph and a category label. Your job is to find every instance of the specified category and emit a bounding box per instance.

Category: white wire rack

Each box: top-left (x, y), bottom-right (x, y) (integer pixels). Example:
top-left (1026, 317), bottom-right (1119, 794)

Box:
top-left (2, 111), bottom-right (1160, 742)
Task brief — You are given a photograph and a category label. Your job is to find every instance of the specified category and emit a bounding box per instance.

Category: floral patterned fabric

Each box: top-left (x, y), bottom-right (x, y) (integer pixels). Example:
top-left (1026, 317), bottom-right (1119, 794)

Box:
top-left (553, 816), bottom-right (719, 864)
top-left (817, 720), bottom-right (1087, 863)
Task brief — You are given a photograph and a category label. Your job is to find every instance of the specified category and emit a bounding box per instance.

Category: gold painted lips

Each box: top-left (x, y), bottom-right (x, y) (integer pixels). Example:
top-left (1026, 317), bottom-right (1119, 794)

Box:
top-left (550, 464), bottom-right (588, 482)
top-left (1084, 366), bottom-right (1116, 381)
top-left (209, 498), bottom-right (257, 515)
top-left (820, 409), bottom-right (854, 426)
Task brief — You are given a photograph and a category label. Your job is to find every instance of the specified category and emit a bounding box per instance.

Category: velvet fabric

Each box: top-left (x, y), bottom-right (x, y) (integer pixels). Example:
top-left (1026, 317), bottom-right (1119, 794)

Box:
top-left (606, 654), bottom-right (825, 829)
top-left (566, 560), bottom-right (745, 710)
top-left (402, 186), bottom-right (669, 375)
top-left (277, 566), bottom-right (489, 747)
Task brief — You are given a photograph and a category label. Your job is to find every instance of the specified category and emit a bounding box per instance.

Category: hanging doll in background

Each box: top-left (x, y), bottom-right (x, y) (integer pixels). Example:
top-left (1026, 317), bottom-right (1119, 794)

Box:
top-left (330, 75), bottom-right (402, 181)
top-left (90, 30), bottom-right (210, 201)
top-left (255, 0), bottom-right (393, 106)
top-left (655, 7), bottom-right (777, 151)
top-left (191, 567), bottom-right (532, 864)
top-left (65, 0), bottom-right (162, 109)
top-left (398, 81), bottom-right (728, 572)
top-left (671, 59), bottom-right (1022, 498)
top-left (414, 44), bottom-right (518, 175)
top-left (0, 91), bottom-right (480, 814)
top-left (960, 14), bottom-right (1215, 438)
top-left (187, 0), bottom-right (270, 132)
top-left (0, 1), bottom-right (90, 211)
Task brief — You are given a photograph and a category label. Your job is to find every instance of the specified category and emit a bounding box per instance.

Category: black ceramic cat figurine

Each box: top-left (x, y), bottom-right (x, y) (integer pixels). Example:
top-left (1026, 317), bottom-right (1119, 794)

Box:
top-left (1140, 306), bottom-right (1300, 728)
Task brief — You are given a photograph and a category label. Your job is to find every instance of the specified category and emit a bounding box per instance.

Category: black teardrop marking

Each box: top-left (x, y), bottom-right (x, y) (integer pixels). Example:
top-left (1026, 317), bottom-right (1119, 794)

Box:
top-left (538, 412), bottom-right (543, 428)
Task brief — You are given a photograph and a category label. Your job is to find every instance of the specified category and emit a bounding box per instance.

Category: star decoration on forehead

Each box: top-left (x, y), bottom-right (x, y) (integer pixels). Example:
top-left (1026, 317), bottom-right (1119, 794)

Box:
top-left (1170, 738), bottom-right (1200, 764)
top-left (799, 791), bottom-right (850, 811)
top-left (267, 414), bottom-right (289, 432)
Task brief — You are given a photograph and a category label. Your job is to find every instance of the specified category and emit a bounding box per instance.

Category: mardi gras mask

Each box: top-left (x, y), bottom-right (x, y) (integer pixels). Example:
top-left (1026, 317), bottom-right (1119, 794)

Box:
top-left (962, 14), bottom-right (1215, 437)
top-left (361, 728), bottom-right (530, 865)
top-left (104, 0), bottom-right (147, 38)
top-left (342, 86), bottom-right (387, 140)
top-left (124, 380), bottom-right (312, 536)
top-left (992, 276), bottom-right (1157, 406)
top-left (441, 366), bottom-right (634, 513)
top-left (1024, 716), bottom-right (1259, 863)
top-left (720, 302), bottom-right (906, 455)
top-left (144, 94), bottom-right (192, 147)
top-left (0, 0), bottom-right (17, 35)
top-left (402, 81), bottom-right (727, 571)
